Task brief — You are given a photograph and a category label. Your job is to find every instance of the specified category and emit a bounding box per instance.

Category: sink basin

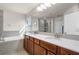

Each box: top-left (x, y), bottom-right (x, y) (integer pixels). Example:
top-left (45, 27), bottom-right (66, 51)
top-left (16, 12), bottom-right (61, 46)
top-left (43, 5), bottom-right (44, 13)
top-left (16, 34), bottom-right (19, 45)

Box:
top-left (35, 34), bottom-right (48, 37)
top-left (45, 36), bottom-right (63, 40)
top-left (43, 36), bottom-right (56, 39)
top-left (33, 34), bottom-right (61, 40)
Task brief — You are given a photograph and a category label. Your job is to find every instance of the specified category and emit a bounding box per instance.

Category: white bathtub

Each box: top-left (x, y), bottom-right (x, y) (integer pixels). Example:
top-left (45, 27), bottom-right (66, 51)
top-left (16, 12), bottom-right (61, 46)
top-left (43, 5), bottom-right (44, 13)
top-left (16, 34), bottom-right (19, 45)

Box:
top-left (0, 35), bottom-right (24, 55)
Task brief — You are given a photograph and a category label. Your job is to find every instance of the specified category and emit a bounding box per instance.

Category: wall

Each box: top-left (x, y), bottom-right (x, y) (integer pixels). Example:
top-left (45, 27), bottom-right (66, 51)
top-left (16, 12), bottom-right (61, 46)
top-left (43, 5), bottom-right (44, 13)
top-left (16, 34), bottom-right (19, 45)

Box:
top-left (64, 11), bottom-right (79, 35)
top-left (3, 10), bottom-right (25, 37)
top-left (64, 4), bottom-right (79, 35)
top-left (64, 4), bottom-right (79, 15)
top-left (3, 10), bottom-right (25, 31)
top-left (63, 4), bottom-right (79, 40)
top-left (0, 10), bottom-right (3, 38)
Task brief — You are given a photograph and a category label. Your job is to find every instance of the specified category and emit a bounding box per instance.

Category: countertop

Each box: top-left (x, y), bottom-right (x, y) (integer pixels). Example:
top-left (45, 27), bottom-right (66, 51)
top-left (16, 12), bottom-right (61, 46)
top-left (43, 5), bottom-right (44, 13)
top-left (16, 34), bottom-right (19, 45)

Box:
top-left (26, 33), bottom-right (79, 53)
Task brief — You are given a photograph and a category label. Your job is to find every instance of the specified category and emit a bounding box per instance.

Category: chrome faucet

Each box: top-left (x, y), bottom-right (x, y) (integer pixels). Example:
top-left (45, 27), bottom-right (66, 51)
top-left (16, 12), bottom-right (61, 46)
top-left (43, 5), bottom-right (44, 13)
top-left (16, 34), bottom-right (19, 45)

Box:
top-left (54, 33), bottom-right (63, 38)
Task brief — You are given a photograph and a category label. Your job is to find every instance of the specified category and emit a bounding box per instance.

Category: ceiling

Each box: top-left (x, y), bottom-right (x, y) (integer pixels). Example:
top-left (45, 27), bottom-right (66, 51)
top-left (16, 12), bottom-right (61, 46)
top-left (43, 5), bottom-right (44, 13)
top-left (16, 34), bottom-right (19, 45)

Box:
top-left (0, 3), bottom-right (76, 17)
top-left (29, 3), bottom-right (76, 18)
top-left (0, 3), bottom-right (40, 14)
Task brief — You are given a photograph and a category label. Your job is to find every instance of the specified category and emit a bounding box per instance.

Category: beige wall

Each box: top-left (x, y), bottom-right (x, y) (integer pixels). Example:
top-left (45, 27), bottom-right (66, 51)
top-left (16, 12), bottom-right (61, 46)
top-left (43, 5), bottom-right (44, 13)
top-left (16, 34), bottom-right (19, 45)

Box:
top-left (3, 10), bottom-right (25, 31)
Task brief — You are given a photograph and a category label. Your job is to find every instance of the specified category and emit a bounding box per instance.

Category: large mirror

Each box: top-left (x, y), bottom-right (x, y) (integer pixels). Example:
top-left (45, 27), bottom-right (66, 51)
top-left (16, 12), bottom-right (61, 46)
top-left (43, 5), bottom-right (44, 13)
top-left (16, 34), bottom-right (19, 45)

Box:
top-left (38, 16), bottom-right (64, 34)
top-left (26, 11), bottom-right (79, 35)
top-left (25, 4), bottom-right (79, 35)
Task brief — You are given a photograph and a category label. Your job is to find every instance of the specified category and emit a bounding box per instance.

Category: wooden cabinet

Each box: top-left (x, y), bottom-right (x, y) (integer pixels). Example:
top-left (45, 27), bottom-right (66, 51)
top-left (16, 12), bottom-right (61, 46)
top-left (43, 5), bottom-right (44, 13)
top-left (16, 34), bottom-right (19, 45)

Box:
top-left (24, 35), bottom-right (79, 55)
top-left (30, 37), bottom-right (34, 42)
top-left (60, 47), bottom-right (79, 55)
top-left (24, 36), bottom-right (34, 55)
top-left (34, 38), bottom-right (40, 45)
top-left (27, 39), bottom-right (30, 53)
top-left (27, 38), bottom-right (34, 54)
top-left (40, 40), bottom-right (57, 54)
top-left (34, 44), bottom-right (46, 55)
top-left (24, 37), bottom-right (27, 49)
top-left (47, 51), bottom-right (55, 55)
top-left (24, 35), bottom-right (29, 51)
top-left (28, 40), bottom-right (34, 54)
top-left (28, 37), bottom-right (34, 54)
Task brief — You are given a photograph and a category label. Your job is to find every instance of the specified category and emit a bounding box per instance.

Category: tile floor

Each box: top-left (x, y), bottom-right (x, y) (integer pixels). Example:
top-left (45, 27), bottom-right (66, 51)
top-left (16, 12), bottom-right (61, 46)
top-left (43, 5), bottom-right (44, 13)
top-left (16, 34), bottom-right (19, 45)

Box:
top-left (16, 50), bottom-right (29, 55)
top-left (0, 49), bottom-right (29, 55)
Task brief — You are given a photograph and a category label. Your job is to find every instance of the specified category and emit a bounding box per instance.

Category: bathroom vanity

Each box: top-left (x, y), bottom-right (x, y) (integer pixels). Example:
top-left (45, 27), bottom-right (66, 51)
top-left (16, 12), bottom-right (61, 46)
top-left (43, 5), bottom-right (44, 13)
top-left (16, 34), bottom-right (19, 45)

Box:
top-left (24, 34), bottom-right (79, 55)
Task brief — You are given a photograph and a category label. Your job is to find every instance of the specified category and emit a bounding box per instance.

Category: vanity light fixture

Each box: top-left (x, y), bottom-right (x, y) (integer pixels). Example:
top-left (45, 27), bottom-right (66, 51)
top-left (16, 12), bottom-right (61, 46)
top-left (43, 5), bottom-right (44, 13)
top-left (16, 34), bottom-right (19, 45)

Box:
top-left (36, 3), bottom-right (56, 11)
top-left (44, 3), bottom-right (52, 7)
top-left (40, 4), bottom-right (47, 9)
top-left (36, 7), bottom-right (43, 11)
top-left (36, 4), bottom-right (47, 11)
top-left (51, 2), bottom-right (56, 5)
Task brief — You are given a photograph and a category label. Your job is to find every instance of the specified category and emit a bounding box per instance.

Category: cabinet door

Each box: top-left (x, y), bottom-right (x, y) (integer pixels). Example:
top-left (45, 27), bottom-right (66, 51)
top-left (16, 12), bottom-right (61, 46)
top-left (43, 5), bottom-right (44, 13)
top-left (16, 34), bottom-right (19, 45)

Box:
top-left (29, 40), bottom-right (34, 54)
top-left (34, 44), bottom-right (46, 55)
top-left (34, 38), bottom-right (40, 45)
top-left (27, 39), bottom-right (30, 53)
top-left (40, 40), bottom-right (57, 54)
top-left (60, 47), bottom-right (79, 55)
top-left (24, 37), bottom-right (28, 51)
top-left (47, 51), bottom-right (55, 55)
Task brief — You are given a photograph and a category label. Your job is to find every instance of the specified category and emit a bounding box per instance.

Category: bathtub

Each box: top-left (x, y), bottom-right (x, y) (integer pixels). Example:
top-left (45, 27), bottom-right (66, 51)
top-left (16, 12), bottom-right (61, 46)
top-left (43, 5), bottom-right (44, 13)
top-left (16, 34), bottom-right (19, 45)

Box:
top-left (0, 35), bottom-right (24, 55)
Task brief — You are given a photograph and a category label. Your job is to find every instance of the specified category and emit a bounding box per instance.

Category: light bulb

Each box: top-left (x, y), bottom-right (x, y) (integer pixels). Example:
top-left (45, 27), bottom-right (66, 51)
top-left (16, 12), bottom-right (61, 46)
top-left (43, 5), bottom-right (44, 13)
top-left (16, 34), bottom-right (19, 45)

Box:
top-left (40, 4), bottom-right (47, 9)
top-left (51, 2), bottom-right (56, 5)
top-left (36, 7), bottom-right (43, 11)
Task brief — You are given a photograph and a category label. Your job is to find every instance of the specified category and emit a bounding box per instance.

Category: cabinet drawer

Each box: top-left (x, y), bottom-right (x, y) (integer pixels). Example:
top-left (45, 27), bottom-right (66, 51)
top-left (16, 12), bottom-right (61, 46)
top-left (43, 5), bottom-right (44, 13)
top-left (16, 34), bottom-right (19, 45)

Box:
top-left (34, 44), bottom-right (46, 55)
top-left (34, 38), bottom-right (40, 45)
top-left (40, 40), bottom-right (57, 54)
top-left (60, 47), bottom-right (79, 55)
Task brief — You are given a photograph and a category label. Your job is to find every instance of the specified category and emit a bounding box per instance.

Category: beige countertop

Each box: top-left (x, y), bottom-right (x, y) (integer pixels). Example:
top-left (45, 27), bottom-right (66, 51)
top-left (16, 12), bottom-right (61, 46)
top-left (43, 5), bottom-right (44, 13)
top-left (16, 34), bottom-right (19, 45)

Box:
top-left (26, 33), bottom-right (79, 53)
